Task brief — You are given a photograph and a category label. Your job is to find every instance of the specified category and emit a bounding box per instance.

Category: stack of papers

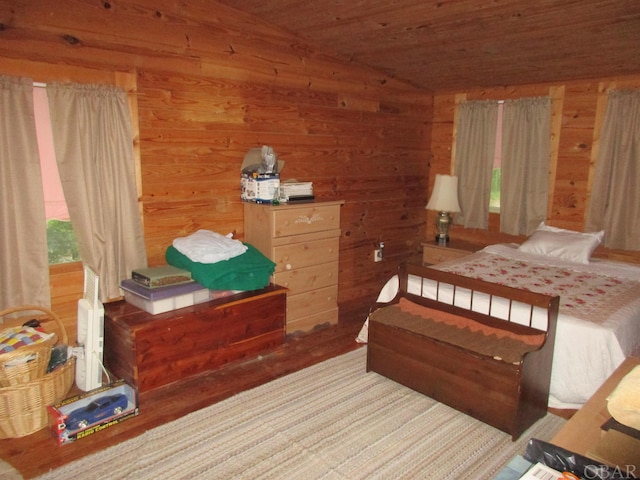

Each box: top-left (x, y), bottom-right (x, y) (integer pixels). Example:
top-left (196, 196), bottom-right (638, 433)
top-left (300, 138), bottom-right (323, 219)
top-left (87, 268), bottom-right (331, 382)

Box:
top-left (281, 182), bottom-right (313, 200)
top-left (518, 463), bottom-right (564, 479)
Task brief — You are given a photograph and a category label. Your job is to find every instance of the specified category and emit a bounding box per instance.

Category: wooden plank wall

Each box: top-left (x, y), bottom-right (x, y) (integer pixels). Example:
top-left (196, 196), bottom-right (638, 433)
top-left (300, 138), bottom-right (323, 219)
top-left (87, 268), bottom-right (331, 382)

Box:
top-left (0, 0), bottom-right (430, 336)
top-left (2, 1), bottom-right (638, 341)
top-left (430, 76), bottom-right (640, 265)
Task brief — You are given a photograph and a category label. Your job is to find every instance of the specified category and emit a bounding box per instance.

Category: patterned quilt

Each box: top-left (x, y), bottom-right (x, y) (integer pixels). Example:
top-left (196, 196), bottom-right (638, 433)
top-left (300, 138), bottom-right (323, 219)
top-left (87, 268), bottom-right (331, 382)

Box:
top-left (434, 245), bottom-right (640, 327)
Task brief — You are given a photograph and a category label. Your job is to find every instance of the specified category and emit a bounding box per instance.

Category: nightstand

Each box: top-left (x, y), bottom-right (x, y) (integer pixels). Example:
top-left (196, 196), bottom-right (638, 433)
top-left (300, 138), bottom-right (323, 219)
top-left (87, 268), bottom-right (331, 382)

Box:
top-left (422, 240), bottom-right (481, 266)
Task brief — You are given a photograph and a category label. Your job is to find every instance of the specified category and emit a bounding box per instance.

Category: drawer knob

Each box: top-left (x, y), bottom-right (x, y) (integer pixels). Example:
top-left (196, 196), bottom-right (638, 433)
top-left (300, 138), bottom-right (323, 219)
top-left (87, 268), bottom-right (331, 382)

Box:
top-left (286, 263), bottom-right (292, 270)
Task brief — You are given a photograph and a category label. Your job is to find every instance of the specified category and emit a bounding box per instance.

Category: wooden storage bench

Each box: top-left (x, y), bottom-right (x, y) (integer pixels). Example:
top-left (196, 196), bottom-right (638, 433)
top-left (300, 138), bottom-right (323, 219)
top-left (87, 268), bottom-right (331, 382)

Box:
top-left (104, 284), bottom-right (287, 393)
top-left (367, 263), bottom-right (559, 440)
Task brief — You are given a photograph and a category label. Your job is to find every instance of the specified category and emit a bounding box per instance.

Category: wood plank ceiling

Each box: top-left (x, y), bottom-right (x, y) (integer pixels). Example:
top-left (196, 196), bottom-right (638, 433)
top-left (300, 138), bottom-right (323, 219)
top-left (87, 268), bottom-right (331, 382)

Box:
top-left (216, 0), bottom-right (640, 91)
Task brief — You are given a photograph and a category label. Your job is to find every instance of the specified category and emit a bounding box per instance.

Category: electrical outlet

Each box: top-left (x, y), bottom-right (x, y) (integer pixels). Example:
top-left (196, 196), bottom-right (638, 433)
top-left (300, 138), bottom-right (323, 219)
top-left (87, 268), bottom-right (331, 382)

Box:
top-left (374, 248), bottom-right (382, 262)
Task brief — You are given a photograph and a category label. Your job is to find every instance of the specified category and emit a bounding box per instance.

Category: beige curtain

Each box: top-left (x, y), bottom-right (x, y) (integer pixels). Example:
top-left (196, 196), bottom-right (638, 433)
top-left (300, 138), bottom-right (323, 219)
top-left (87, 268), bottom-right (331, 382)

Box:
top-left (500, 97), bottom-right (551, 236)
top-left (454, 100), bottom-right (498, 229)
top-left (47, 83), bottom-right (147, 302)
top-left (0, 76), bottom-right (51, 310)
top-left (586, 90), bottom-right (640, 250)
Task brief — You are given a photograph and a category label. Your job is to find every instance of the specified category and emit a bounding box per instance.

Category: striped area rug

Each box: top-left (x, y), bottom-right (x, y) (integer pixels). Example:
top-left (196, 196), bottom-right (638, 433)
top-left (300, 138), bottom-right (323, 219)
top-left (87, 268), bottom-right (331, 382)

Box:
top-left (37, 347), bottom-right (565, 480)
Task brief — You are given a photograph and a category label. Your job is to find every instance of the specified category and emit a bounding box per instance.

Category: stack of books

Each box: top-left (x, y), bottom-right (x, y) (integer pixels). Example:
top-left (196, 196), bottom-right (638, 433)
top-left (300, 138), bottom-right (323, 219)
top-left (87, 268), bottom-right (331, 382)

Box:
top-left (130, 265), bottom-right (193, 288)
top-left (281, 181), bottom-right (314, 202)
top-left (122, 265), bottom-right (210, 315)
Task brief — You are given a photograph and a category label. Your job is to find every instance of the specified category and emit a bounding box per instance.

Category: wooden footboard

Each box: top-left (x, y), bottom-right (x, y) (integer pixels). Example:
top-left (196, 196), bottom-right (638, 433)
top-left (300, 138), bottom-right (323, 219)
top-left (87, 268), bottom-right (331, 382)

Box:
top-left (366, 263), bottom-right (560, 440)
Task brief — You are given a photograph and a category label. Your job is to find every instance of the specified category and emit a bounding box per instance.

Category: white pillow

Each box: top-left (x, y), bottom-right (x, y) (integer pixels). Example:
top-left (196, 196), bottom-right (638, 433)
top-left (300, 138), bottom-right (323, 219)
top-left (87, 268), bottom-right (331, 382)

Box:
top-left (518, 223), bottom-right (604, 264)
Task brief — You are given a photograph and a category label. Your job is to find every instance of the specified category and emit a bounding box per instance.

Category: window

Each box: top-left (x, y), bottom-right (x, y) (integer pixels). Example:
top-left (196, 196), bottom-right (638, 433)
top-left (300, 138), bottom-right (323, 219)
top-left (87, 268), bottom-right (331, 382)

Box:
top-left (1, 67), bottom-right (143, 308)
top-left (33, 85), bottom-right (80, 265)
top-left (455, 95), bottom-right (551, 234)
top-left (489, 101), bottom-right (504, 213)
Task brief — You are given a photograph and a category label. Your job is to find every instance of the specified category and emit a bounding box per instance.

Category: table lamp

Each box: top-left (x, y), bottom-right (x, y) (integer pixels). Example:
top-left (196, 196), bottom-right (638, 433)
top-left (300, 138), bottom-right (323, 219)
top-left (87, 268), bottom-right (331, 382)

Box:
top-left (425, 174), bottom-right (461, 245)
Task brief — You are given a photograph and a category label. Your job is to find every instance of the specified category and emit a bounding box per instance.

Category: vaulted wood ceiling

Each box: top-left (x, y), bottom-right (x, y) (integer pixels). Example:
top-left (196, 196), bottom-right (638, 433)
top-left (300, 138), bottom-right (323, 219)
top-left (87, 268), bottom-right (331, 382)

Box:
top-left (217, 0), bottom-right (640, 91)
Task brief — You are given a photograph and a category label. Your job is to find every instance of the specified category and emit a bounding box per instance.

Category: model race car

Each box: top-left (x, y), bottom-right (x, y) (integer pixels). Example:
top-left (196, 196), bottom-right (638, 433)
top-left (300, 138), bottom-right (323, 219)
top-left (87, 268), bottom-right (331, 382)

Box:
top-left (64, 393), bottom-right (129, 431)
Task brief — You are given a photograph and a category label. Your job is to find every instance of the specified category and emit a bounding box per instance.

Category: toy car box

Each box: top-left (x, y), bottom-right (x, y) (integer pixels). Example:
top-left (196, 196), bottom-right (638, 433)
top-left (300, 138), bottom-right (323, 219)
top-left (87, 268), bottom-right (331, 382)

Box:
top-left (48, 379), bottom-right (139, 445)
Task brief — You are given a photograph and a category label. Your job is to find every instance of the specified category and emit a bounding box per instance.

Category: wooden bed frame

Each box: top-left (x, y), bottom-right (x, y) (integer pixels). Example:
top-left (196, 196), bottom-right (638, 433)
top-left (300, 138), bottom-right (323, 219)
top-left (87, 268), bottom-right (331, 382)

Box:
top-left (366, 263), bottom-right (560, 440)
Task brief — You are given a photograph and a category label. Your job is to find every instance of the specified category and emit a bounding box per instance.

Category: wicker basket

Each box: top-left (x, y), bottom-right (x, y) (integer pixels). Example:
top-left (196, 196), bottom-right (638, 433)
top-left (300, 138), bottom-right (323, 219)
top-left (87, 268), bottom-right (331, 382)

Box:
top-left (0, 306), bottom-right (76, 439)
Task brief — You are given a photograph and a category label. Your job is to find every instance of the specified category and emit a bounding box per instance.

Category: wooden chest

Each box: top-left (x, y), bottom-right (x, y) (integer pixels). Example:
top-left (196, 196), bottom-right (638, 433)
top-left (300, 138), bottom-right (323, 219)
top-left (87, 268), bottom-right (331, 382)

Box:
top-left (244, 201), bottom-right (344, 334)
top-left (366, 264), bottom-right (558, 440)
top-left (104, 285), bottom-right (287, 393)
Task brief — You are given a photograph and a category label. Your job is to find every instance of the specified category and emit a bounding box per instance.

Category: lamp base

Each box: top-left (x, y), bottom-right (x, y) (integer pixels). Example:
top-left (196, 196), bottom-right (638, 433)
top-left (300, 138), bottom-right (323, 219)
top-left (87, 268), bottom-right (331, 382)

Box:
top-left (434, 211), bottom-right (453, 246)
top-left (434, 235), bottom-right (450, 245)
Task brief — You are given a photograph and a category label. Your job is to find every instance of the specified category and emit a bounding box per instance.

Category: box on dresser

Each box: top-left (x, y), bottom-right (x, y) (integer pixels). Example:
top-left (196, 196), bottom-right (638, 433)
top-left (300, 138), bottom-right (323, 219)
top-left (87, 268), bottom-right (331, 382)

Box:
top-left (241, 172), bottom-right (280, 203)
top-left (244, 201), bottom-right (344, 334)
top-left (104, 285), bottom-right (287, 393)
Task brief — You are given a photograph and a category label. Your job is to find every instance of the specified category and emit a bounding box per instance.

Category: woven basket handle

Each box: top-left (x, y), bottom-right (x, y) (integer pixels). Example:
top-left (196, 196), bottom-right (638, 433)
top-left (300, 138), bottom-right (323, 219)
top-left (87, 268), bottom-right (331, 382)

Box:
top-left (0, 306), bottom-right (68, 344)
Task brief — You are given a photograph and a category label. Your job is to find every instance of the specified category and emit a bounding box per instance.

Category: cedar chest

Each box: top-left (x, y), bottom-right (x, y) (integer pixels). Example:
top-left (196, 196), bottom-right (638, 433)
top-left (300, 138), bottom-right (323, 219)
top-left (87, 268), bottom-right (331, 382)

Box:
top-left (104, 284), bottom-right (287, 393)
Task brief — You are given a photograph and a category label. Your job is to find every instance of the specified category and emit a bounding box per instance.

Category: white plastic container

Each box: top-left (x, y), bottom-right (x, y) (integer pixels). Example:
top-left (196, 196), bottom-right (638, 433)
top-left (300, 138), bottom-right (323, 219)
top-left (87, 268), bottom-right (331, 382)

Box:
top-left (120, 279), bottom-right (210, 315)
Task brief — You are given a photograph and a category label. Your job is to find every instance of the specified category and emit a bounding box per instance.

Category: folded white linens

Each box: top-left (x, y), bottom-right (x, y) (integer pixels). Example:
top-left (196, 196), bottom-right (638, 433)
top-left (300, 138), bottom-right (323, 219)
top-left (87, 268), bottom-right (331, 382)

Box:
top-left (172, 230), bottom-right (248, 264)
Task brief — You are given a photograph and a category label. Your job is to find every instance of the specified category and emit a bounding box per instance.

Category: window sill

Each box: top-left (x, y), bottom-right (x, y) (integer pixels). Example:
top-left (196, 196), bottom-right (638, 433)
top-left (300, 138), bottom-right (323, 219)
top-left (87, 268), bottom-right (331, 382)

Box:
top-left (49, 261), bottom-right (82, 276)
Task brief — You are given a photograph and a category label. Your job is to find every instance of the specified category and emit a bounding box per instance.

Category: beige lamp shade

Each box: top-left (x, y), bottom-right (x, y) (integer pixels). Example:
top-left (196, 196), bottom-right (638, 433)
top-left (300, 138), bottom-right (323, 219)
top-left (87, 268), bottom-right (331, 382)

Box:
top-left (426, 174), bottom-right (461, 212)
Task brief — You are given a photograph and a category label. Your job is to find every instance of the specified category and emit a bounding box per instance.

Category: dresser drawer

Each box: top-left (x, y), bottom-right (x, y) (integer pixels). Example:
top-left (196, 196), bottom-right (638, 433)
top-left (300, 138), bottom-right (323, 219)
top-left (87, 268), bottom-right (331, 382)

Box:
top-left (273, 261), bottom-right (338, 295)
top-left (287, 284), bottom-right (338, 319)
top-left (272, 203), bottom-right (341, 238)
top-left (272, 237), bottom-right (339, 272)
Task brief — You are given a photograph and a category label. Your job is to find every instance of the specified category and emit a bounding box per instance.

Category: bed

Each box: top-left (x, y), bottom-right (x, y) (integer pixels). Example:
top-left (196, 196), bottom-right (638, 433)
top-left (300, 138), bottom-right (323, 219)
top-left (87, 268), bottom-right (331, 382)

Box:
top-left (358, 226), bottom-right (640, 410)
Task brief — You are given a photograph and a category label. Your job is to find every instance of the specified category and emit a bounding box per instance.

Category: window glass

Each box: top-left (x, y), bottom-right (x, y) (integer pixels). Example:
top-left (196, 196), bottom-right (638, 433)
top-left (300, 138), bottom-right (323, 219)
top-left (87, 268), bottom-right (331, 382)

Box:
top-left (489, 101), bottom-right (504, 213)
top-left (33, 86), bottom-right (80, 264)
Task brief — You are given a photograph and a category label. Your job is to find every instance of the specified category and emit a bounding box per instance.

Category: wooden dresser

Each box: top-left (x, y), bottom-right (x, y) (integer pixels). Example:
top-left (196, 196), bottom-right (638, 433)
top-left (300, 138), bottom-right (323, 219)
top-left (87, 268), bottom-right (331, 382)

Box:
top-left (244, 200), bottom-right (344, 334)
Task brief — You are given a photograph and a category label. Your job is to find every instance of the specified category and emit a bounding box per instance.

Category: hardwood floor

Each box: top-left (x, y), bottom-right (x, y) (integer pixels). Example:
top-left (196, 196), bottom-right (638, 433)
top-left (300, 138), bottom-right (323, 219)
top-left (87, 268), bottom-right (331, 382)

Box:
top-left (0, 315), bottom-right (366, 479)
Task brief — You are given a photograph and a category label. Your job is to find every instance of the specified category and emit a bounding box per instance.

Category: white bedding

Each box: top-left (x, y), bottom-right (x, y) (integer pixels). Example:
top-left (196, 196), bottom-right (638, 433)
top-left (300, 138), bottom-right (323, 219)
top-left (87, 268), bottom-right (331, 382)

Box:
top-left (357, 244), bottom-right (640, 409)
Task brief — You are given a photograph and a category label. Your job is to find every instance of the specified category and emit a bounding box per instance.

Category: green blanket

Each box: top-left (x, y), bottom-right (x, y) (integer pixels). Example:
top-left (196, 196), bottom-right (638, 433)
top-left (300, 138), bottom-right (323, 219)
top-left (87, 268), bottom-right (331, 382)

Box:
top-left (165, 243), bottom-right (275, 291)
